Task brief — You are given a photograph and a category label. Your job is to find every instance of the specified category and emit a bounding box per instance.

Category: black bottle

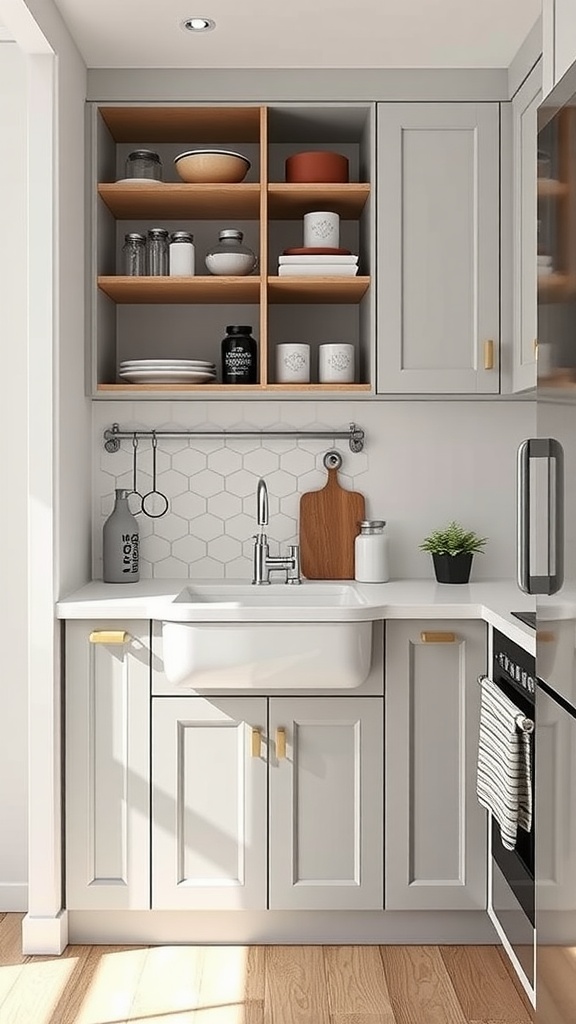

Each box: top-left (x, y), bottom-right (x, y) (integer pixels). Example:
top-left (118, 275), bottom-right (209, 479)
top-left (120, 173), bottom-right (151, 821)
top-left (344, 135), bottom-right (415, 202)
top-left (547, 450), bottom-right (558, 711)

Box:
top-left (221, 325), bottom-right (258, 384)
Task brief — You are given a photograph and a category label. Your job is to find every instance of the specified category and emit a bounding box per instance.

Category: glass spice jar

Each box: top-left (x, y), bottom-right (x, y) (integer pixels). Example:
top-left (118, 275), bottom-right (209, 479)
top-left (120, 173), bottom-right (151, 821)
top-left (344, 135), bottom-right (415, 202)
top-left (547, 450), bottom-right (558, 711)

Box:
top-left (146, 227), bottom-right (169, 276)
top-left (122, 232), bottom-right (147, 276)
top-left (125, 149), bottom-right (163, 181)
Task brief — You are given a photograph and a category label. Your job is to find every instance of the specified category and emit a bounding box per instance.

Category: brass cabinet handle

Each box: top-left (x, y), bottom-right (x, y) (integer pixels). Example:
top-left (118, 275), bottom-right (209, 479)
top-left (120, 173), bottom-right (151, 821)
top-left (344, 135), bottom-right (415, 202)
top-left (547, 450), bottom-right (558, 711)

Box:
top-left (276, 727), bottom-right (286, 759)
top-left (89, 630), bottom-right (129, 645)
top-left (250, 727), bottom-right (262, 758)
top-left (483, 339), bottom-right (495, 370)
top-left (420, 631), bottom-right (457, 644)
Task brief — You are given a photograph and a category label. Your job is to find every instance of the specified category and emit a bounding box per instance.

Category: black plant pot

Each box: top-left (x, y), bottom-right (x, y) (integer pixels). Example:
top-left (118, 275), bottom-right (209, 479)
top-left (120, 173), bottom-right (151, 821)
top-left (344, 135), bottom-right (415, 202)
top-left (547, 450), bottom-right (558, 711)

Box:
top-left (432, 552), bottom-right (473, 584)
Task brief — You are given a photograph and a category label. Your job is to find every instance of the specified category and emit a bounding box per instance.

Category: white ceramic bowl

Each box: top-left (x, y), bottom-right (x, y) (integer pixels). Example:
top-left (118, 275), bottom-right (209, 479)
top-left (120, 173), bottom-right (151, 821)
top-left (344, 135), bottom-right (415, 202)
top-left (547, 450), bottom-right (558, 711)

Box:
top-left (174, 149), bottom-right (251, 183)
top-left (205, 252), bottom-right (257, 276)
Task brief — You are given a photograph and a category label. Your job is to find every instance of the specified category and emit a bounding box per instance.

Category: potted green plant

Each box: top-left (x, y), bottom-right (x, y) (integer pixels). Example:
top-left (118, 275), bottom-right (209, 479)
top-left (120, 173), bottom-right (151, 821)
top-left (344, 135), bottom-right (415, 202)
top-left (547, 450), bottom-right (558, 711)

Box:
top-left (420, 521), bottom-right (487, 584)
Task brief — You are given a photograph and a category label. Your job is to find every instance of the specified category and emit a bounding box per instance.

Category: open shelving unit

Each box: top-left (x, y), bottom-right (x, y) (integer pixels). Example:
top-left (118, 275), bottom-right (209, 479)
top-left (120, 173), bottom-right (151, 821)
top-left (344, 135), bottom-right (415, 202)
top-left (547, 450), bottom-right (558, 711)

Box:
top-left (90, 103), bottom-right (374, 396)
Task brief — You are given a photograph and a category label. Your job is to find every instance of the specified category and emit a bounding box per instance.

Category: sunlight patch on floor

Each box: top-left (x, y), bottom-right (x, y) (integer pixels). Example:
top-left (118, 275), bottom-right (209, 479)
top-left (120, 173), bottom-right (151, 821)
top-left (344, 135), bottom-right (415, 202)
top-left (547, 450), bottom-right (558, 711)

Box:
top-left (0, 955), bottom-right (78, 1023)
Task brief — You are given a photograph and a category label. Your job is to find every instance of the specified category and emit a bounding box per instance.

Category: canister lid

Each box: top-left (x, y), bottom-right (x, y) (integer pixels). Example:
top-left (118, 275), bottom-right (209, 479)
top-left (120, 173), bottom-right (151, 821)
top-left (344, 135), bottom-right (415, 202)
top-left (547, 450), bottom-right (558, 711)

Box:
top-left (127, 149), bottom-right (161, 162)
top-left (170, 231), bottom-right (194, 243)
top-left (359, 520), bottom-right (386, 531)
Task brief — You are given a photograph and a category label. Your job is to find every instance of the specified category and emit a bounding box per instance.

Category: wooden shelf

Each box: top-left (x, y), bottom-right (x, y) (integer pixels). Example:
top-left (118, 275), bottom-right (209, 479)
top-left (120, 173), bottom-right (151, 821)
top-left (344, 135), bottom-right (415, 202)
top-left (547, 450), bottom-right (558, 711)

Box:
top-left (267, 276), bottom-right (370, 304)
top-left (97, 276), bottom-right (261, 304)
top-left (537, 272), bottom-right (576, 302)
top-left (97, 382), bottom-right (371, 393)
top-left (98, 183), bottom-right (261, 219)
top-left (266, 383), bottom-right (372, 391)
top-left (537, 177), bottom-right (569, 198)
top-left (268, 183), bottom-right (370, 219)
top-left (97, 383), bottom-right (265, 392)
top-left (99, 106), bottom-right (262, 143)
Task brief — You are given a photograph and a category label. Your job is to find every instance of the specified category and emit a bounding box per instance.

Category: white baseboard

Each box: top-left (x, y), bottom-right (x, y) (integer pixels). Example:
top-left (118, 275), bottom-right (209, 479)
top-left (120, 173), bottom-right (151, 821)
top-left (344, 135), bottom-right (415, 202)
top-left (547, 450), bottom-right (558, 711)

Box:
top-left (0, 883), bottom-right (28, 912)
top-left (22, 910), bottom-right (68, 955)
top-left (68, 910), bottom-right (497, 946)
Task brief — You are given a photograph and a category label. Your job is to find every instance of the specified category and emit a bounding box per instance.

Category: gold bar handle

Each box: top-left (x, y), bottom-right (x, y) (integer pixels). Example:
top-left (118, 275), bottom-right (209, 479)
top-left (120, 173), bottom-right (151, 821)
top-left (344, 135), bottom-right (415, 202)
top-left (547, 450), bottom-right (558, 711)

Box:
top-left (483, 339), bottom-right (494, 370)
top-left (420, 631), bottom-right (457, 644)
top-left (251, 727), bottom-right (261, 758)
top-left (276, 727), bottom-right (286, 760)
top-left (89, 630), bottom-right (129, 645)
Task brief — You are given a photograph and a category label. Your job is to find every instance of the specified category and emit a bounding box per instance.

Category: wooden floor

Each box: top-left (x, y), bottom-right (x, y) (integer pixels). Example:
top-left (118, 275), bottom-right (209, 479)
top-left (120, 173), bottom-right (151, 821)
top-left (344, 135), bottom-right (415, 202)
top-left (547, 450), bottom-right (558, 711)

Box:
top-left (0, 913), bottom-right (533, 1024)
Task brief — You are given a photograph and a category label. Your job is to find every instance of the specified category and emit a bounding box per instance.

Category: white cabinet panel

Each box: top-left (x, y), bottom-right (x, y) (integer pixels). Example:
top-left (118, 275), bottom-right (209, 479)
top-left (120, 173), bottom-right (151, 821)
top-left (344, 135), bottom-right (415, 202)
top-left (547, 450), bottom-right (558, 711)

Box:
top-left (513, 63), bottom-right (541, 393)
top-left (268, 697), bottom-right (383, 910)
top-left (66, 621), bottom-right (151, 910)
top-left (377, 103), bottom-right (500, 394)
top-left (385, 620), bottom-right (487, 910)
top-left (152, 697), bottom-right (267, 910)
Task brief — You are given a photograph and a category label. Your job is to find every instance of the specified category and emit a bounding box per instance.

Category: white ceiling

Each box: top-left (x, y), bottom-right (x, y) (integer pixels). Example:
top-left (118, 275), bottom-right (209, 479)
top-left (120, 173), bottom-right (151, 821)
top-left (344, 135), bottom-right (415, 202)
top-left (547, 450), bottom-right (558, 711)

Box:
top-left (51, 0), bottom-right (540, 70)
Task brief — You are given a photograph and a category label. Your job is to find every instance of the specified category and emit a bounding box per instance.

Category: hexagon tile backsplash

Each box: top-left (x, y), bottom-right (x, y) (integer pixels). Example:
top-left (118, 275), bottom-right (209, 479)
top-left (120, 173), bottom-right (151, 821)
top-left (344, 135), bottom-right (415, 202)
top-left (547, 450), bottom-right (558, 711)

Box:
top-left (94, 406), bottom-right (369, 580)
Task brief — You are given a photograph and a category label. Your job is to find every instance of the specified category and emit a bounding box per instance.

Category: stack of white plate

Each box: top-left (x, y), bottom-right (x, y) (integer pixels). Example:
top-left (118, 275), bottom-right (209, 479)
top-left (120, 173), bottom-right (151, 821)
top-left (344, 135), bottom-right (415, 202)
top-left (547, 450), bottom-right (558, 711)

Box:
top-left (119, 359), bottom-right (217, 384)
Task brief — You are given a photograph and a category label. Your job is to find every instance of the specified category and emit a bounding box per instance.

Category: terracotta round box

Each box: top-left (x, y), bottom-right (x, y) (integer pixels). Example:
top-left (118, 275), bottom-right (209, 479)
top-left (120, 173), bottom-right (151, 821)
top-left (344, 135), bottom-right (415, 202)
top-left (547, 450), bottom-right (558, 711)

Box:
top-left (285, 150), bottom-right (349, 183)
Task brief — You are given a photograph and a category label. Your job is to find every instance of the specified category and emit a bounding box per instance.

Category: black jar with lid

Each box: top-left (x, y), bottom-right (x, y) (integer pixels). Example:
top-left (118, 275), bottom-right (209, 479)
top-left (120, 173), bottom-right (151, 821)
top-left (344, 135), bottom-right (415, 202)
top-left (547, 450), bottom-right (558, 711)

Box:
top-left (221, 325), bottom-right (258, 384)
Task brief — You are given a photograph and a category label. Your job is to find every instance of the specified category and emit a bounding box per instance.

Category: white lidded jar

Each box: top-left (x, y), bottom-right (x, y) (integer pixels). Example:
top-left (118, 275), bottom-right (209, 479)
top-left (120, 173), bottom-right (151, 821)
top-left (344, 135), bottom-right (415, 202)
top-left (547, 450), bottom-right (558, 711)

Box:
top-left (169, 231), bottom-right (195, 276)
top-left (354, 520), bottom-right (390, 583)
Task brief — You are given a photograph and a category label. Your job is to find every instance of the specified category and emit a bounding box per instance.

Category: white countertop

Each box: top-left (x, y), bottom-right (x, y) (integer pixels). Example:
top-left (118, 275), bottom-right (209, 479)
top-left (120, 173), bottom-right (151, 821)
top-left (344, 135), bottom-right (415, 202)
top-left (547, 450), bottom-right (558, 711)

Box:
top-left (56, 578), bottom-right (536, 652)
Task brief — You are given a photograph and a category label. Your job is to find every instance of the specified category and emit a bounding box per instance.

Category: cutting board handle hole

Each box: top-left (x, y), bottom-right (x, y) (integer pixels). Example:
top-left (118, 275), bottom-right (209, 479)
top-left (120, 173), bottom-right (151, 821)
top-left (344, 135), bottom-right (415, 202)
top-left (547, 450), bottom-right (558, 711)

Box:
top-left (323, 450), bottom-right (343, 470)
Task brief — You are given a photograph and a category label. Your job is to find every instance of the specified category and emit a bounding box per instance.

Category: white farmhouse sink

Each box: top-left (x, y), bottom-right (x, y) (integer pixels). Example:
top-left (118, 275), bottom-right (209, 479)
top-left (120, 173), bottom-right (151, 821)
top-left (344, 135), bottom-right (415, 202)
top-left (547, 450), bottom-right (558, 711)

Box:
top-left (161, 581), bottom-right (374, 690)
top-left (173, 582), bottom-right (367, 608)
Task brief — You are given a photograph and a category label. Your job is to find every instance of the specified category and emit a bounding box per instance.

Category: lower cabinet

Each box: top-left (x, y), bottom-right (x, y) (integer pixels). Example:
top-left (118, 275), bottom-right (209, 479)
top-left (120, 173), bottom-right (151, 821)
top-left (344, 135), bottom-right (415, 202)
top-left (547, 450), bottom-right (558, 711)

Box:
top-left (65, 621), bottom-right (151, 910)
top-left (384, 619), bottom-right (487, 910)
top-left (151, 695), bottom-right (384, 911)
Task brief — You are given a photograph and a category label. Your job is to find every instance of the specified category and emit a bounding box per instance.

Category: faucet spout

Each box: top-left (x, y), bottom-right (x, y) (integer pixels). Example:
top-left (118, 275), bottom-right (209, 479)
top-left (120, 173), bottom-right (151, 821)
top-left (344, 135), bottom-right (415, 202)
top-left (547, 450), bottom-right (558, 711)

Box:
top-left (256, 478), bottom-right (269, 528)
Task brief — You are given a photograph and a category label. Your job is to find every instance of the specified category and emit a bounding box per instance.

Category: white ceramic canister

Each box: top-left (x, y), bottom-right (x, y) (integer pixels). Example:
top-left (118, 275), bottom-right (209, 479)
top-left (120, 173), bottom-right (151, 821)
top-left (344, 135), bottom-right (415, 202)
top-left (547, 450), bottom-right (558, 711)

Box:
top-left (169, 231), bottom-right (195, 275)
top-left (354, 521), bottom-right (390, 583)
top-left (303, 210), bottom-right (340, 248)
top-left (276, 343), bottom-right (310, 383)
top-left (318, 342), bottom-right (355, 383)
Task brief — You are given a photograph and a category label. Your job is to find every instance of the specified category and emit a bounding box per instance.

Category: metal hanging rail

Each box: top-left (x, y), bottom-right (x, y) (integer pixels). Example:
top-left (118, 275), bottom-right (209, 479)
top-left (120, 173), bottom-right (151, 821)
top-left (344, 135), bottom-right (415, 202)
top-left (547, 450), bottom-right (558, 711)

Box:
top-left (103, 421), bottom-right (365, 453)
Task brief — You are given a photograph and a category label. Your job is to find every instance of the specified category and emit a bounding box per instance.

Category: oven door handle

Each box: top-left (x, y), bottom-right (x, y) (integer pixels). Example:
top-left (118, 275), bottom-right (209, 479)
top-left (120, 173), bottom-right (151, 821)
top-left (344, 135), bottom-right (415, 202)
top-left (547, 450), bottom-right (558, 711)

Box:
top-left (517, 438), bottom-right (564, 595)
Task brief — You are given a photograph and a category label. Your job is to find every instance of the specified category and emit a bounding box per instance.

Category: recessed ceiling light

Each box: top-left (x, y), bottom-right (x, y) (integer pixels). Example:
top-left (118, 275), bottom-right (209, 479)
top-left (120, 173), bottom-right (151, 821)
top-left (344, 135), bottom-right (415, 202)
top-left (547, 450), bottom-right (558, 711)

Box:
top-left (182, 17), bottom-right (216, 32)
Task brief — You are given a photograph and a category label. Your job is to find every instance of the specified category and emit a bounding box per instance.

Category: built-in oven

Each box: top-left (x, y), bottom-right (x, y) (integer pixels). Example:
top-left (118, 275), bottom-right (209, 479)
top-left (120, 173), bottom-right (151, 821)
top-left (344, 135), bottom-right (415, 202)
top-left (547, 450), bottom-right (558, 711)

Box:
top-left (487, 628), bottom-right (536, 1003)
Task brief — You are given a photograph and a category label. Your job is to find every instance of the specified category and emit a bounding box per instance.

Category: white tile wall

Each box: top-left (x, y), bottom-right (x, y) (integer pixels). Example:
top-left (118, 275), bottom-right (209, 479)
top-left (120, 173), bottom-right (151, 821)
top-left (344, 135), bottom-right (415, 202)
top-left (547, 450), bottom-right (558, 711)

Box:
top-left (93, 399), bottom-right (536, 581)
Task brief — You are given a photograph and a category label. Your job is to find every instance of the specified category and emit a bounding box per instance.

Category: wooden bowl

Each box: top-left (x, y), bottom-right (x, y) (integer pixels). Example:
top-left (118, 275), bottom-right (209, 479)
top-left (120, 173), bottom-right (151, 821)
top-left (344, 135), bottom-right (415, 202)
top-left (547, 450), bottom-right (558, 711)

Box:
top-left (285, 151), bottom-right (349, 183)
top-left (174, 149), bottom-right (251, 183)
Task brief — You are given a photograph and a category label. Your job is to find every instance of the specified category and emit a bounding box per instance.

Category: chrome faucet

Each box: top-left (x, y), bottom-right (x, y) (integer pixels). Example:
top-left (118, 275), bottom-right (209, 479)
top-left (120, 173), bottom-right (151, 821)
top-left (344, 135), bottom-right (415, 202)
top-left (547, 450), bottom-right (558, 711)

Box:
top-left (252, 478), bottom-right (301, 585)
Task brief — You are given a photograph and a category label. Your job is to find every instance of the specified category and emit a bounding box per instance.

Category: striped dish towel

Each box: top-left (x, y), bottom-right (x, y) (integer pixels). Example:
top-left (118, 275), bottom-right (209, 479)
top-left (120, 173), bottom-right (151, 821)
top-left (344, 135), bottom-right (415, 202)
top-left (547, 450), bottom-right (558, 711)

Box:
top-left (476, 676), bottom-right (532, 851)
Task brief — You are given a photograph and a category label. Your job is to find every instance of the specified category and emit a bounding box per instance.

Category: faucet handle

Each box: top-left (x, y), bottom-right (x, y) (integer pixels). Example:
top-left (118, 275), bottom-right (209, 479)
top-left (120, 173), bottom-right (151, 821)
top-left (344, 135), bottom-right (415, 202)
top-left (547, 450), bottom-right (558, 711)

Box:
top-left (286, 543), bottom-right (302, 585)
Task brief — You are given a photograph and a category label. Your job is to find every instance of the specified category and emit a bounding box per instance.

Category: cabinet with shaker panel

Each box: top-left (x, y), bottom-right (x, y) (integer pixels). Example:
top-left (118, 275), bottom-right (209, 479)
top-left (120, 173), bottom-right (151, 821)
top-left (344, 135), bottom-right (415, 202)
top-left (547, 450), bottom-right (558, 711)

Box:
top-left (65, 622), bottom-right (151, 910)
top-left (376, 103), bottom-right (501, 394)
top-left (384, 619), bottom-right (488, 910)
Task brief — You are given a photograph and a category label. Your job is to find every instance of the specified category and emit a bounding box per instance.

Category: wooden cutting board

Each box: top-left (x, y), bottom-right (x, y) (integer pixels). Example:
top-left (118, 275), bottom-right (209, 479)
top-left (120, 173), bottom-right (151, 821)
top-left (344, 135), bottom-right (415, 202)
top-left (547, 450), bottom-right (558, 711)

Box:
top-left (299, 465), bottom-right (365, 579)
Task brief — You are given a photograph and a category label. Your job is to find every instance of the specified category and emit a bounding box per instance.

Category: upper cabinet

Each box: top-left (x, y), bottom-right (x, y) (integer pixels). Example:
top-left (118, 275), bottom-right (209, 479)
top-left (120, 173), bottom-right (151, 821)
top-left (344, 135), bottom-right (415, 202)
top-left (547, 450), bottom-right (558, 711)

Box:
top-left (376, 103), bottom-right (500, 394)
top-left (543, 0), bottom-right (576, 96)
top-left (89, 103), bottom-right (374, 396)
top-left (512, 61), bottom-right (542, 393)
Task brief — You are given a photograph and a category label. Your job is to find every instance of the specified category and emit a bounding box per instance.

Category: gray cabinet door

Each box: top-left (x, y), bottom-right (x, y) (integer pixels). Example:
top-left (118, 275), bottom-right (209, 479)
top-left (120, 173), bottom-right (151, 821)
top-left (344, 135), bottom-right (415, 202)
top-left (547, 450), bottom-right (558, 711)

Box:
top-left (65, 621), bottom-right (151, 910)
top-left (377, 103), bottom-right (500, 394)
top-left (385, 620), bottom-right (487, 910)
top-left (152, 696), bottom-right (267, 910)
top-left (513, 63), bottom-right (541, 393)
top-left (268, 697), bottom-right (383, 910)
